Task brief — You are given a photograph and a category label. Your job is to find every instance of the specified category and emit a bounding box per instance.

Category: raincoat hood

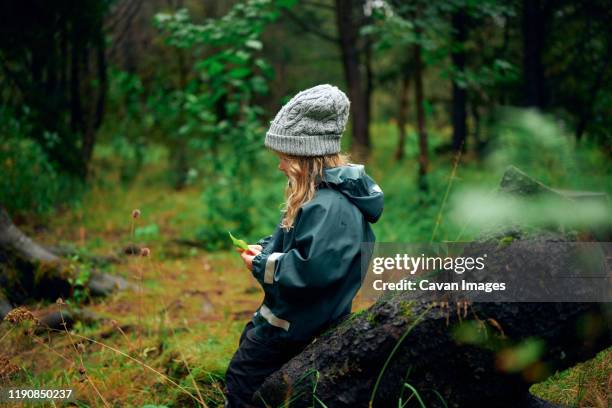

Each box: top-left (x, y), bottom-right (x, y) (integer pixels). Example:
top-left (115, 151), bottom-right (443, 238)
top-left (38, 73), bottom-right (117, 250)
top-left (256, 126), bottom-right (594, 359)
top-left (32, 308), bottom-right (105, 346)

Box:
top-left (319, 164), bottom-right (384, 223)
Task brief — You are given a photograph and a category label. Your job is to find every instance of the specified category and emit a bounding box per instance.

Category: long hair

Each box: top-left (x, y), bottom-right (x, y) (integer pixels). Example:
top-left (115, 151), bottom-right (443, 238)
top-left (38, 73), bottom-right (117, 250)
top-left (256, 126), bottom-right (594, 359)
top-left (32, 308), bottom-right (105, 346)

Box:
top-left (278, 152), bottom-right (350, 231)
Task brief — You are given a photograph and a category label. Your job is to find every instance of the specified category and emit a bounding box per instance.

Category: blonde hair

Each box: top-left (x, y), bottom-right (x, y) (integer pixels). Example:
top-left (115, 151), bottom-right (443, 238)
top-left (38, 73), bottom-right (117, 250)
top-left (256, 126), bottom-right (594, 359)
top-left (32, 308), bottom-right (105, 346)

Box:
top-left (278, 152), bottom-right (350, 231)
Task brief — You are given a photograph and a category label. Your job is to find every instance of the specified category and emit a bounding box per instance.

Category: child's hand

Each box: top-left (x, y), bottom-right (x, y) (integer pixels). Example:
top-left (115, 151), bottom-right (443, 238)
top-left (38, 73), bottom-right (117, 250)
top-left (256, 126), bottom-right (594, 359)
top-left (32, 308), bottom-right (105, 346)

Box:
top-left (238, 245), bottom-right (262, 271)
top-left (234, 244), bottom-right (262, 255)
top-left (247, 244), bottom-right (263, 254)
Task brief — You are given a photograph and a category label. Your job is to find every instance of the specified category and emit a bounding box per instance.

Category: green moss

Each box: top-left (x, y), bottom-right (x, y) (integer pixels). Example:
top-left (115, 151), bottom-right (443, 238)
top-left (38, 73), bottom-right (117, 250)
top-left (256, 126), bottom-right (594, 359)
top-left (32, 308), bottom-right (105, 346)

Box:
top-left (366, 311), bottom-right (378, 325)
top-left (398, 301), bottom-right (413, 317)
top-left (530, 346), bottom-right (612, 406)
top-left (33, 260), bottom-right (74, 285)
top-left (497, 235), bottom-right (515, 248)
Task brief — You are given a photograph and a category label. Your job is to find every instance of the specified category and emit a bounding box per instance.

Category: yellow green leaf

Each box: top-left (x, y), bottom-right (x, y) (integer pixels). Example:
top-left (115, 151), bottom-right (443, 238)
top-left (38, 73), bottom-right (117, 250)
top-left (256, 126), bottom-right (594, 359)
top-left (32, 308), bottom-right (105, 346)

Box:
top-left (228, 231), bottom-right (249, 250)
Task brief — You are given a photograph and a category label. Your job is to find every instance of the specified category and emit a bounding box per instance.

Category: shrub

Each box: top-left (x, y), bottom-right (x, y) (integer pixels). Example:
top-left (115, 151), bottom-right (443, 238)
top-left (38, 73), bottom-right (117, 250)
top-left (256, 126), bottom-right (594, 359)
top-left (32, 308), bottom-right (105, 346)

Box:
top-left (0, 108), bottom-right (81, 216)
top-left (0, 137), bottom-right (61, 215)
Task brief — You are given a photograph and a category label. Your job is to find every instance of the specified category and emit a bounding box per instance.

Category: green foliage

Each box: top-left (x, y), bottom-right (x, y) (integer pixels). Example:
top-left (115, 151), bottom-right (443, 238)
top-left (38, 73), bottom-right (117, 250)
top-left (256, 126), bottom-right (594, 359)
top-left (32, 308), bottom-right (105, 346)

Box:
top-left (67, 261), bottom-right (91, 305)
top-left (485, 108), bottom-right (576, 184)
top-left (0, 108), bottom-right (81, 215)
top-left (0, 0), bottom-right (112, 176)
top-left (101, 69), bottom-right (149, 185)
top-left (448, 109), bottom-right (611, 235)
top-left (363, 0), bottom-right (518, 102)
top-left (135, 223), bottom-right (161, 239)
top-left (497, 337), bottom-right (545, 373)
top-left (154, 0), bottom-right (295, 248)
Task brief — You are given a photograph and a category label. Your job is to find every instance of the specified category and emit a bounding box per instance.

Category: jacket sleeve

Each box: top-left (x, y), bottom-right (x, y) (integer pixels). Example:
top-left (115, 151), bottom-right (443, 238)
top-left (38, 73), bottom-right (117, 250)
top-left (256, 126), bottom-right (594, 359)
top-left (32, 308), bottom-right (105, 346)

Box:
top-left (251, 201), bottom-right (360, 289)
top-left (255, 234), bottom-right (273, 248)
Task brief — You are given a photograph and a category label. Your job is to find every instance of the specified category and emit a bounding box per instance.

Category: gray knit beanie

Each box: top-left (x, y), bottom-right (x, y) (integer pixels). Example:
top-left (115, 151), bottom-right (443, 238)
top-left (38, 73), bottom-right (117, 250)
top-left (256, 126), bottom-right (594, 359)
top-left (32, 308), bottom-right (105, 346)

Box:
top-left (265, 84), bottom-right (350, 156)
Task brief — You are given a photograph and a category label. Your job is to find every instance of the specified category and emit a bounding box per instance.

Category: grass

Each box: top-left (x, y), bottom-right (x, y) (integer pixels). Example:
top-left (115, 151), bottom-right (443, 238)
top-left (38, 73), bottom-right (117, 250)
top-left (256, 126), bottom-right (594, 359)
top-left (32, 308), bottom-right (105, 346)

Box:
top-left (530, 347), bottom-right (612, 408)
top-left (1, 120), bottom-right (610, 406)
top-left (369, 304), bottom-right (431, 407)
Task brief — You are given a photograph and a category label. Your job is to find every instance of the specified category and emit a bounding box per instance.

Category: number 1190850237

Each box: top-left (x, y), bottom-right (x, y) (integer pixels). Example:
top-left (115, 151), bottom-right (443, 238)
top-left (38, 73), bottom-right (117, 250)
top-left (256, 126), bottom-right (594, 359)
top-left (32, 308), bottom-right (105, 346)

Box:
top-left (1, 388), bottom-right (74, 402)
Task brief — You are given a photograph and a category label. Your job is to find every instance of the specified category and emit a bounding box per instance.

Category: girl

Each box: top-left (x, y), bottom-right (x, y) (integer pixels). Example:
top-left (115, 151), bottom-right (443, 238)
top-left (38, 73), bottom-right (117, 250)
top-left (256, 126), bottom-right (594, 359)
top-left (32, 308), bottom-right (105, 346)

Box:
top-left (225, 84), bottom-right (384, 407)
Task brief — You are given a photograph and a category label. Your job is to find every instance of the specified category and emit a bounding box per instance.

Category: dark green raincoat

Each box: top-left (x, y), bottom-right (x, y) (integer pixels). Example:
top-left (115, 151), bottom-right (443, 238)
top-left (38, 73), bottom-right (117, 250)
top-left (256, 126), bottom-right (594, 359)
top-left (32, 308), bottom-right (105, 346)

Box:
top-left (250, 164), bottom-right (384, 342)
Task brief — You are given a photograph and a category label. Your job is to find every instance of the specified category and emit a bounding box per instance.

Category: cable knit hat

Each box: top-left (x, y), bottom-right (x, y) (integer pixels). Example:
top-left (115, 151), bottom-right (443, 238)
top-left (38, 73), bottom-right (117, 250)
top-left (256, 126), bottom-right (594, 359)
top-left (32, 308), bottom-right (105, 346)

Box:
top-left (265, 84), bottom-right (350, 156)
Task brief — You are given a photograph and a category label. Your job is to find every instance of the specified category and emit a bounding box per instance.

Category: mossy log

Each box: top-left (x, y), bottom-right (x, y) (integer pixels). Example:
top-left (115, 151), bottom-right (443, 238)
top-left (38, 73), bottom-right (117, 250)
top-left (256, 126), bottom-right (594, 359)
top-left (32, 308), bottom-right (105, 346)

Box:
top-left (498, 165), bottom-right (611, 240)
top-left (0, 207), bottom-right (72, 305)
top-left (257, 167), bottom-right (611, 407)
top-left (259, 301), bottom-right (608, 407)
top-left (0, 208), bottom-right (131, 314)
top-left (499, 166), bottom-right (609, 204)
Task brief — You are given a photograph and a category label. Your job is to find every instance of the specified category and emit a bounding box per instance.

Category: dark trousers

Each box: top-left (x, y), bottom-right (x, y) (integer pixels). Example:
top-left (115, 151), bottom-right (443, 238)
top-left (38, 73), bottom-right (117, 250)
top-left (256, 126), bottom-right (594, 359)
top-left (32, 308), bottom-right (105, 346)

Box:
top-left (224, 321), bottom-right (309, 408)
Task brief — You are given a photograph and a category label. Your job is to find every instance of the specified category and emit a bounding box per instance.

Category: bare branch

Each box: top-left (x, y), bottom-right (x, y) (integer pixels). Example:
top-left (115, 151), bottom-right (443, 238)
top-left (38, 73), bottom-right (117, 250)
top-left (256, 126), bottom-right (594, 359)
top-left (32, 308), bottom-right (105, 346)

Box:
top-left (302, 0), bottom-right (336, 11)
top-left (281, 8), bottom-right (339, 43)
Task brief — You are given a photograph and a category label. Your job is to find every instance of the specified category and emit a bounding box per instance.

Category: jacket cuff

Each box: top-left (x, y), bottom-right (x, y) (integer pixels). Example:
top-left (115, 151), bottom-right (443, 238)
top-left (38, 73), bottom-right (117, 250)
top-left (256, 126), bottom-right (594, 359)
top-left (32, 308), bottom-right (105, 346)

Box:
top-left (256, 234), bottom-right (273, 249)
top-left (252, 252), bottom-right (267, 284)
top-left (252, 252), bottom-right (283, 285)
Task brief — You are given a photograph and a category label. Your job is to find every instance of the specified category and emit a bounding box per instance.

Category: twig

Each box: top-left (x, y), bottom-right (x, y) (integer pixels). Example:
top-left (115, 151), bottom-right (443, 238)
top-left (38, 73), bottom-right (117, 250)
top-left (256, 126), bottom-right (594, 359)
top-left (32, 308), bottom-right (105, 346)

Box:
top-left (110, 319), bottom-right (136, 351)
top-left (29, 334), bottom-right (74, 365)
top-left (0, 326), bottom-right (15, 344)
top-left (431, 144), bottom-right (463, 243)
top-left (302, 0), bottom-right (335, 11)
top-left (137, 260), bottom-right (143, 350)
top-left (281, 8), bottom-right (338, 43)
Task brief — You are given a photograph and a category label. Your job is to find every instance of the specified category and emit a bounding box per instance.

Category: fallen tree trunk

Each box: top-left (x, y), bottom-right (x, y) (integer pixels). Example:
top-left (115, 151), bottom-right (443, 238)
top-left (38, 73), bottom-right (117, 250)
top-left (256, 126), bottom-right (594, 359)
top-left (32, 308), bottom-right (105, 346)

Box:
top-left (258, 294), bottom-right (609, 407)
top-left (0, 208), bottom-right (131, 314)
top-left (0, 209), bottom-right (61, 263)
top-left (45, 244), bottom-right (122, 266)
top-left (0, 207), bottom-right (72, 304)
top-left (257, 166), bottom-right (611, 407)
top-left (259, 301), bottom-right (608, 407)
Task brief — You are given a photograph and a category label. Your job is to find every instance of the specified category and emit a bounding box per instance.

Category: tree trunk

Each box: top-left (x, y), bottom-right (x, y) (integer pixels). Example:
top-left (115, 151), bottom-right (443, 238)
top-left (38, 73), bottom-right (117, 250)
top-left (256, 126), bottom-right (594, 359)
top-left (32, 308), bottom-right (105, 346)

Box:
top-left (365, 36), bottom-right (373, 137)
top-left (394, 73), bottom-right (410, 161)
top-left (522, 0), bottom-right (547, 109)
top-left (575, 58), bottom-right (609, 140)
top-left (70, 26), bottom-right (84, 139)
top-left (413, 40), bottom-right (428, 191)
top-left (256, 168), bottom-right (611, 407)
top-left (0, 207), bottom-right (71, 304)
top-left (0, 209), bottom-right (61, 264)
top-left (81, 26), bottom-right (108, 178)
top-left (335, 0), bottom-right (370, 160)
top-left (0, 208), bottom-right (131, 311)
top-left (258, 301), bottom-right (607, 408)
top-left (470, 101), bottom-right (482, 154)
top-left (451, 9), bottom-right (467, 152)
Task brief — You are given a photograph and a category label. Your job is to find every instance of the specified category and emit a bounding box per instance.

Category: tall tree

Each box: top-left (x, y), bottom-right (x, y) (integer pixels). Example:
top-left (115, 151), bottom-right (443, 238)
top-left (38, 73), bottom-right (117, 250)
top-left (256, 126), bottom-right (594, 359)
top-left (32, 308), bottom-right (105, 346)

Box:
top-left (522, 0), bottom-right (547, 109)
top-left (451, 8), bottom-right (467, 151)
top-left (0, 1), bottom-right (110, 178)
top-left (281, 1), bottom-right (373, 158)
top-left (395, 69), bottom-right (411, 161)
top-left (335, 0), bottom-right (371, 158)
top-left (413, 32), bottom-right (428, 191)
top-left (542, 0), bottom-right (612, 142)
top-left (363, 1), bottom-right (434, 185)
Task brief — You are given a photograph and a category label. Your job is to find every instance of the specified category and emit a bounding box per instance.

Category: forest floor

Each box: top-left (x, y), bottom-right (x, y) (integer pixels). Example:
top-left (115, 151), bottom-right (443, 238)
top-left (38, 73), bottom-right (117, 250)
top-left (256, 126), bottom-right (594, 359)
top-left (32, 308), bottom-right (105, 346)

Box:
top-left (2, 125), bottom-right (611, 407)
top-left (1, 169), bottom-right (377, 407)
